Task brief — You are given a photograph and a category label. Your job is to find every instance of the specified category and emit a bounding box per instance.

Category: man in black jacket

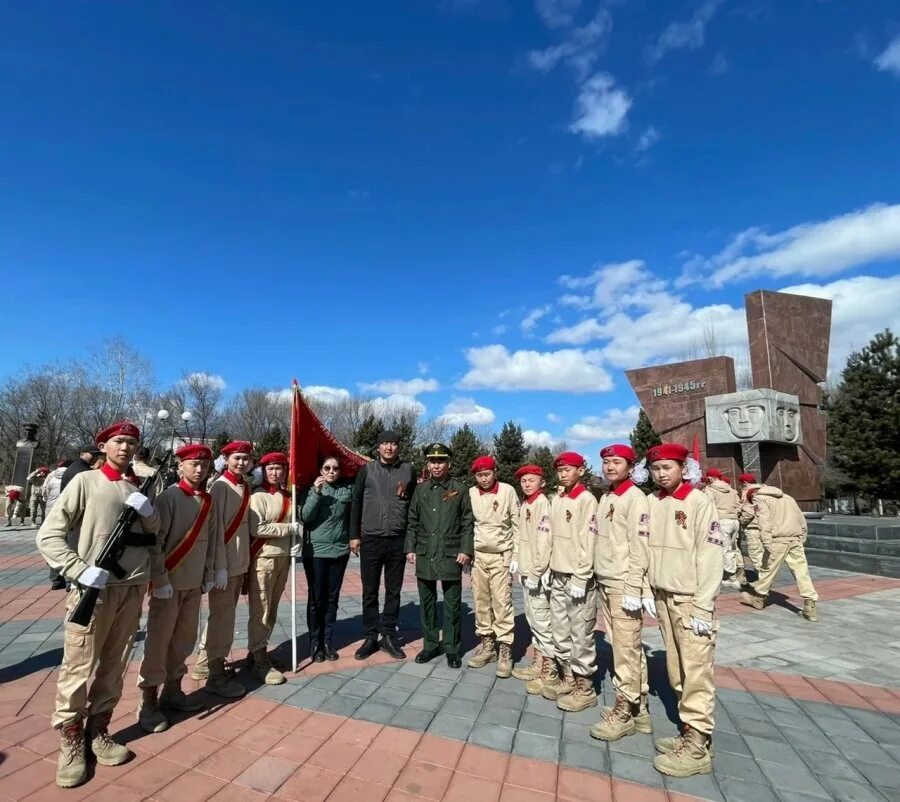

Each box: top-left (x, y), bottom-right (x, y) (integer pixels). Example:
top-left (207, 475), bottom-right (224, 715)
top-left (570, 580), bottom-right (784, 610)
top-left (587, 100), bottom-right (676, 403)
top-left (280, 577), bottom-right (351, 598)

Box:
top-left (349, 430), bottom-right (416, 660)
top-left (50, 447), bottom-right (101, 590)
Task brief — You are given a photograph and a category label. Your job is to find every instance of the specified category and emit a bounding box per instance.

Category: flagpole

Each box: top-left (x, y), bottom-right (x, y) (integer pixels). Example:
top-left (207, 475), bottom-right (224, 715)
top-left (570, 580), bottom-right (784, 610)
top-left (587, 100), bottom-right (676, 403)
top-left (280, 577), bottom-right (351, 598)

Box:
top-left (290, 381), bottom-right (299, 672)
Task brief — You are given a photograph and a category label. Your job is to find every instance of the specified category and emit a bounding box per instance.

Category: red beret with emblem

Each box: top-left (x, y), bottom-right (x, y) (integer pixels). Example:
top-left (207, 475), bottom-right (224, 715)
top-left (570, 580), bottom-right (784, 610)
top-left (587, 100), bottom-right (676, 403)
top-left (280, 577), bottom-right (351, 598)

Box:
top-left (646, 443), bottom-right (689, 463)
top-left (96, 420), bottom-right (141, 445)
top-left (471, 455), bottom-right (497, 473)
top-left (738, 472), bottom-right (757, 483)
top-left (554, 451), bottom-right (585, 468)
top-left (514, 464), bottom-right (544, 480)
top-left (220, 440), bottom-right (253, 457)
top-left (706, 468), bottom-right (724, 479)
top-left (600, 444), bottom-right (636, 463)
top-left (176, 444), bottom-right (213, 461)
top-left (259, 452), bottom-right (289, 467)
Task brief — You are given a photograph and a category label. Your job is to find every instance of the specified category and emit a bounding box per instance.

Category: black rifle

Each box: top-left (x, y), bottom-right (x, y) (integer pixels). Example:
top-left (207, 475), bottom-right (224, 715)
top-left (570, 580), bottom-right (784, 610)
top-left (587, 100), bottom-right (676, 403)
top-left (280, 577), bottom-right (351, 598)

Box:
top-left (68, 451), bottom-right (172, 627)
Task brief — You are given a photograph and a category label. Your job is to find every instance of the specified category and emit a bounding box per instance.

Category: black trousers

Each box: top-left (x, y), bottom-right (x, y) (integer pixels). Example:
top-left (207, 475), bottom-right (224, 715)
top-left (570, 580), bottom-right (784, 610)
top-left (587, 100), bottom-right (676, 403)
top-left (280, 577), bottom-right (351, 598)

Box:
top-left (360, 535), bottom-right (406, 637)
top-left (303, 554), bottom-right (350, 649)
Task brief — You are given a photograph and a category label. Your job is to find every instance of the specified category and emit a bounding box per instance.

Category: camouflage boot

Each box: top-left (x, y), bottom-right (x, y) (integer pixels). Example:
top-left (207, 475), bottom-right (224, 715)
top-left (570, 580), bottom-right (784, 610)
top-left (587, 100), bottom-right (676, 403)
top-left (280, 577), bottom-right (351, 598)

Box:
top-left (512, 650), bottom-right (541, 681)
top-left (251, 649), bottom-right (286, 685)
top-left (526, 654), bottom-right (557, 695)
top-left (87, 711), bottom-right (131, 766)
top-left (56, 721), bottom-right (87, 788)
top-left (802, 599), bottom-right (819, 622)
top-left (739, 587), bottom-right (766, 610)
top-left (590, 694), bottom-right (636, 741)
top-left (205, 657), bottom-right (246, 698)
top-left (138, 687), bottom-right (169, 733)
top-left (495, 643), bottom-right (513, 679)
top-left (160, 679), bottom-right (204, 713)
top-left (467, 635), bottom-right (497, 669)
top-left (653, 726), bottom-right (712, 777)
top-left (542, 660), bottom-right (575, 701)
top-left (557, 672), bottom-right (598, 712)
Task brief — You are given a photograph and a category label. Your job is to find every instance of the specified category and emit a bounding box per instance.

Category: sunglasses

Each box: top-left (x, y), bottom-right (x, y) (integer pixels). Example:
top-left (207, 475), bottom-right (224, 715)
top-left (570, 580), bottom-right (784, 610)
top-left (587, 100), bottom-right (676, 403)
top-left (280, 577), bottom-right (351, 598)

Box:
top-left (322, 466), bottom-right (340, 472)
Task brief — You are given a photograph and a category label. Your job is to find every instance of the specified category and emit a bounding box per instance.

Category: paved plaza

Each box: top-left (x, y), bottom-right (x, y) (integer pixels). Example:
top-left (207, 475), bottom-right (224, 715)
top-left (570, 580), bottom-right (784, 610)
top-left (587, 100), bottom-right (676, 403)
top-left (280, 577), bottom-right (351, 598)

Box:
top-left (2, 525), bottom-right (900, 801)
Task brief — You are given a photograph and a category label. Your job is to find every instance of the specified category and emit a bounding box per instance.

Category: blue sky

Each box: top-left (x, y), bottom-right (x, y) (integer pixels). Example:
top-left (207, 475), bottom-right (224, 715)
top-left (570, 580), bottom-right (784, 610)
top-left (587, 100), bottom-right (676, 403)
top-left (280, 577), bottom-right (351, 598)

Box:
top-left (2, 0), bottom-right (900, 452)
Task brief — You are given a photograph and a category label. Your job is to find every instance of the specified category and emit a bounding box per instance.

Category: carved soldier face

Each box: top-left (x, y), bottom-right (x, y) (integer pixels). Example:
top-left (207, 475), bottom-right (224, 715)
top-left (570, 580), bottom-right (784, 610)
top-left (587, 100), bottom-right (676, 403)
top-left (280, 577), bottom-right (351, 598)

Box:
top-left (776, 406), bottom-right (799, 442)
top-left (723, 404), bottom-right (764, 439)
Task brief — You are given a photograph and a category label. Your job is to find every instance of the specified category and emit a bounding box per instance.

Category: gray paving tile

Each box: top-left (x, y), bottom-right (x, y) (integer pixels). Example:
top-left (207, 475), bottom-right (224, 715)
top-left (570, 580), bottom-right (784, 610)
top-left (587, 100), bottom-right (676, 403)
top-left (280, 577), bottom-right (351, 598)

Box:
top-left (485, 689), bottom-right (526, 710)
top-left (716, 777), bottom-right (779, 802)
top-left (385, 672), bottom-right (424, 691)
top-left (390, 706), bottom-right (435, 732)
top-left (469, 722), bottom-right (516, 752)
top-left (457, 669), bottom-right (496, 686)
top-left (438, 697), bottom-right (483, 720)
top-left (711, 752), bottom-right (769, 784)
top-left (407, 692), bottom-right (445, 712)
top-left (853, 759), bottom-right (900, 791)
top-left (318, 694), bottom-right (364, 717)
top-left (794, 746), bottom-right (863, 782)
top-left (512, 731), bottom-right (560, 762)
top-left (756, 759), bottom-right (830, 799)
top-left (308, 673), bottom-right (348, 691)
top-left (357, 667), bottom-right (398, 684)
top-left (711, 730), bottom-right (751, 757)
top-left (477, 706), bottom-right (521, 729)
top-left (340, 678), bottom-right (381, 699)
top-left (399, 660), bottom-right (435, 677)
top-left (369, 686), bottom-right (413, 707)
top-left (524, 695), bottom-right (563, 717)
top-left (744, 734), bottom-right (805, 766)
top-left (607, 733), bottom-right (656, 758)
top-left (355, 700), bottom-right (399, 725)
top-left (449, 683), bottom-right (490, 703)
top-left (608, 749), bottom-right (662, 787)
top-left (427, 714), bottom-right (475, 741)
top-left (418, 678), bottom-right (456, 697)
top-left (284, 686), bottom-right (331, 710)
top-left (830, 735), bottom-right (896, 765)
top-left (560, 739), bottom-right (610, 774)
top-left (732, 715), bottom-right (787, 741)
top-left (518, 712), bottom-right (562, 737)
top-left (664, 772), bottom-right (725, 802)
top-left (816, 775), bottom-right (890, 802)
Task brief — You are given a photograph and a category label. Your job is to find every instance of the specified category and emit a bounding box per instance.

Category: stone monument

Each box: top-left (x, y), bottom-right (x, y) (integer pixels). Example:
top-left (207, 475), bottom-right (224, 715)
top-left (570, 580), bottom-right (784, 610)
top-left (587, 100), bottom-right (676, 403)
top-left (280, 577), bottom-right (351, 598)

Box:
top-left (12, 423), bottom-right (39, 489)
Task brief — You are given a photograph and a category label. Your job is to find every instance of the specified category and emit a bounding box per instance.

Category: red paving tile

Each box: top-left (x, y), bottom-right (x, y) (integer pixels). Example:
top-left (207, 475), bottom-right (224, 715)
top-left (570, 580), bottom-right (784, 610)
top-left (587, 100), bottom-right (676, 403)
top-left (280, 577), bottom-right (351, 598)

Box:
top-left (298, 712), bottom-right (345, 740)
top-left (443, 770), bottom-right (502, 802)
top-left (307, 741), bottom-right (365, 774)
top-left (411, 732), bottom-right (464, 769)
top-left (158, 731), bottom-right (224, 768)
top-left (208, 784), bottom-right (271, 802)
top-left (2, 757), bottom-right (58, 800)
top-left (193, 743), bottom-right (261, 782)
top-left (504, 756), bottom-right (558, 794)
top-left (276, 763), bottom-right (342, 802)
top-left (611, 779), bottom-right (668, 802)
top-left (558, 766), bottom-right (613, 802)
top-left (76, 784), bottom-right (144, 802)
top-left (231, 721), bottom-right (292, 754)
top-left (22, 776), bottom-right (108, 802)
top-left (330, 718), bottom-right (382, 749)
top-left (234, 754), bottom-right (299, 793)
top-left (456, 742), bottom-right (510, 782)
top-left (498, 785), bottom-right (555, 802)
top-left (153, 769), bottom-right (226, 802)
top-left (269, 733), bottom-right (328, 764)
top-left (0, 746), bottom-right (41, 781)
top-left (394, 759), bottom-right (454, 800)
top-left (328, 774), bottom-right (390, 802)
top-left (347, 747), bottom-right (410, 786)
top-left (116, 754), bottom-right (186, 796)
top-left (370, 726), bottom-right (422, 757)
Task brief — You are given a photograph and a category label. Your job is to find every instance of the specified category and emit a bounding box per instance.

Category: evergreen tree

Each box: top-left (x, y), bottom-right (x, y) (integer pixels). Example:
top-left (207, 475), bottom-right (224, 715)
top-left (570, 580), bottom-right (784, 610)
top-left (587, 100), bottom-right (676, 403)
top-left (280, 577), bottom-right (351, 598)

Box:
top-left (449, 424), bottom-right (481, 482)
top-left (493, 421), bottom-right (528, 487)
top-left (528, 445), bottom-right (556, 488)
top-left (630, 409), bottom-right (661, 460)
top-left (256, 426), bottom-right (287, 457)
top-left (391, 411), bottom-right (418, 466)
top-left (353, 413), bottom-right (384, 457)
top-left (210, 431), bottom-right (231, 456)
top-left (826, 329), bottom-right (900, 504)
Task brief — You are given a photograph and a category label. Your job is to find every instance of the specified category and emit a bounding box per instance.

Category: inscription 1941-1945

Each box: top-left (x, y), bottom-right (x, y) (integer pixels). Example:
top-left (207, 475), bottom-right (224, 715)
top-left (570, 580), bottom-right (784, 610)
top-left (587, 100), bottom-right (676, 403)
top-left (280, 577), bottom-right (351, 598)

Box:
top-left (651, 379), bottom-right (707, 398)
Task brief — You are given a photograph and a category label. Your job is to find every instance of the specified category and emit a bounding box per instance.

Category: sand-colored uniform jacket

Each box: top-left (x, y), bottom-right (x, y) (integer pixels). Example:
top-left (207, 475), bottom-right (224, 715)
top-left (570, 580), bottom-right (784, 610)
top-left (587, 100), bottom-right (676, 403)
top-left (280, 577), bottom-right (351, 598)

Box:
top-left (212, 472), bottom-right (255, 577)
top-left (36, 468), bottom-right (160, 585)
top-left (549, 485), bottom-right (597, 592)
top-left (704, 480), bottom-right (741, 520)
top-left (151, 481), bottom-right (219, 591)
top-left (647, 483), bottom-right (723, 623)
top-left (739, 485), bottom-right (762, 532)
top-left (249, 486), bottom-right (294, 558)
top-left (469, 482), bottom-right (519, 554)
top-left (746, 485), bottom-right (807, 546)
top-left (513, 492), bottom-right (552, 582)
top-left (593, 479), bottom-right (650, 598)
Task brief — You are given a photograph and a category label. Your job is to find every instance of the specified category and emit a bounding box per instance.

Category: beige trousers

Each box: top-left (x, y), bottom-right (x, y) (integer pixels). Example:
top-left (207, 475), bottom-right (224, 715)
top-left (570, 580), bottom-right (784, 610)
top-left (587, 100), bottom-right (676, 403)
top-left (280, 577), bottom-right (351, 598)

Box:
top-left (742, 525), bottom-right (764, 572)
top-left (472, 550), bottom-right (515, 645)
top-left (520, 576), bottom-right (553, 658)
top-left (549, 572), bottom-right (597, 677)
top-left (753, 539), bottom-right (818, 600)
top-left (196, 574), bottom-right (243, 670)
top-left (720, 519), bottom-right (739, 574)
top-left (53, 584), bottom-right (144, 728)
top-left (139, 588), bottom-right (202, 688)
top-left (598, 584), bottom-right (648, 705)
top-left (655, 590), bottom-right (717, 735)
top-left (248, 555), bottom-right (290, 653)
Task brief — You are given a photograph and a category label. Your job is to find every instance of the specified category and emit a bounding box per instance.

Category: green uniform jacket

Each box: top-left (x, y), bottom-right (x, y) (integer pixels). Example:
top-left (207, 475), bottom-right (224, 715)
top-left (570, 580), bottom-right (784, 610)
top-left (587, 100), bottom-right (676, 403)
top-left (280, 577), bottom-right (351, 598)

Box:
top-left (405, 477), bottom-right (475, 581)
top-left (299, 482), bottom-right (353, 559)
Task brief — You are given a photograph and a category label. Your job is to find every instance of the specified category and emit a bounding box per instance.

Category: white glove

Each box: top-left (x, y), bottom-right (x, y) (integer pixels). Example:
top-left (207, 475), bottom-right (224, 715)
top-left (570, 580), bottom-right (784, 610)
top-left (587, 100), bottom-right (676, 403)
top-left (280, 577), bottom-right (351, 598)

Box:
top-left (125, 492), bottom-right (154, 517)
top-left (290, 541), bottom-right (302, 557)
top-left (79, 566), bottom-right (109, 589)
top-left (524, 575), bottom-right (540, 591)
top-left (508, 560), bottom-right (519, 575)
top-left (152, 584), bottom-right (173, 600)
top-left (691, 617), bottom-right (712, 636)
top-left (642, 597), bottom-right (657, 618)
top-left (290, 522), bottom-right (302, 536)
top-left (541, 571), bottom-right (552, 591)
top-left (202, 581), bottom-right (213, 593)
top-left (213, 568), bottom-right (228, 590)
top-left (622, 595), bottom-right (642, 613)
top-left (567, 583), bottom-right (586, 600)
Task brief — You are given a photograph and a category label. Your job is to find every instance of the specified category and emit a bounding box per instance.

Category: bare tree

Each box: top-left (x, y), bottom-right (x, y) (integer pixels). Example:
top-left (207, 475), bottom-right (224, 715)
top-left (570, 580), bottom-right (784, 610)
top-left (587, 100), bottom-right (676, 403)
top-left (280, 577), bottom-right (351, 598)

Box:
top-left (165, 372), bottom-right (225, 442)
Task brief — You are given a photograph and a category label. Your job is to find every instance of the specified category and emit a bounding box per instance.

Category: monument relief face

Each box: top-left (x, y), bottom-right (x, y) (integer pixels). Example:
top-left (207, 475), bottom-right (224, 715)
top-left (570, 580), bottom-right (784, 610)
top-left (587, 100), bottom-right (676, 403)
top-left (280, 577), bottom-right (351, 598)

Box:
top-left (705, 389), bottom-right (802, 445)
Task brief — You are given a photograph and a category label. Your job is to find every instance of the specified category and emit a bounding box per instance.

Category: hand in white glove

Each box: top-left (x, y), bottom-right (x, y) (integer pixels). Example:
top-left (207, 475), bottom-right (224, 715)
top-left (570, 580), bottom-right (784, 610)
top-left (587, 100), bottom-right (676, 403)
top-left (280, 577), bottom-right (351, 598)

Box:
top-left (524, 575), bottom-right (540, 592)
top-left (541, 571), bottom-right (552, 591)
top-left (508, 560), bottom-right (519, 575)
top-left (622, 595), bottom-right (642, 613)
top-left (290, 522), bottom-right (303, 536)
top-left (289, 541), bottom-right (302, 557)
top-left (567, 583), bottom-right (586, 600)
top-left (152, 584), bottom-right (173, 600)
top-left (213, 568), bottom-right (228, 590)
top-left (126, 492), bottom-right (154, 518)
top-left (691, 617), bottom-right (712, 636)
top-left (79, 566), bottom-right (109, 589)
top-left (202, 581), bottom-right (213, 593)
top-left (642, 597), bottom-right (658, 618)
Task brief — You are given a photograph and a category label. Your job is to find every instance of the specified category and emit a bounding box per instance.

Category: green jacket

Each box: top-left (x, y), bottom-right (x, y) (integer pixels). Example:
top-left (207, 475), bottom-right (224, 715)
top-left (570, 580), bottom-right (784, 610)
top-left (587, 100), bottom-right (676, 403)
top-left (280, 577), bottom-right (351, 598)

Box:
top-left (405, 477), bottom-right (474, 581)
top-left (300, 481), bottom-right (352, 559)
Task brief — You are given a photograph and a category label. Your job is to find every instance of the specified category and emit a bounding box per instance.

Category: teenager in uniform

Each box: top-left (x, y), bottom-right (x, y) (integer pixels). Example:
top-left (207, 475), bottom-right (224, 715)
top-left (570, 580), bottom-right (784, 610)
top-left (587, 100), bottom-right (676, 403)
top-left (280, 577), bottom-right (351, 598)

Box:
top-left (405, 443), bottom-right (474, 669)
top-left (703, 468), bottom-right (744, 587)
top-left (193, 440), bottom-right (254, 698)
top-left (738, 473), bottom-right (765, 573)
top-left (645, 443), bottom-right (723, 778)
top-left (589, 444), bottom-right (652, 742)
top-left (4, 486), bottom-right (25, 526)
top-left (36, 421), bottom-right (159, 788)
top-left (138, 444), bottom-right (218, 733)
top-left (508, 465), bottom-right (553, 693)
top-left (739, 484), bottom-right (818, 621)
top-left (467, 455), bottom-right (519, 677)
top-left (27, 466), bottom-right (49, 524)
top-left (542, 451), bottom-right (599, 713)
top-left (247, 451), bottom-right (300, 685)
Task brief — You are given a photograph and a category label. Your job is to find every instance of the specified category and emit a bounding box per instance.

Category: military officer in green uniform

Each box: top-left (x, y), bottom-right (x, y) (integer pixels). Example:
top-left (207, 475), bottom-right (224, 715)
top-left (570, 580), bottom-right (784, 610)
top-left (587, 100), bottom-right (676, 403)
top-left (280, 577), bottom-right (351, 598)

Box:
top-left (405, 443), bottom-right (474, 669)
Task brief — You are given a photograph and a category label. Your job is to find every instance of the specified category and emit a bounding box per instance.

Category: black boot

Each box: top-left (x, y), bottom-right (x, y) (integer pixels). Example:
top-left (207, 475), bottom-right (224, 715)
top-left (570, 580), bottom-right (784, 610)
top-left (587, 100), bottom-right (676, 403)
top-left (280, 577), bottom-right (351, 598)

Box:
top-left (354, 635), bottom-right (379, 660)
top-left (323, 643), bottom-right (339, 661)
top-left (415, 645), bottom-right (443, 664)
top-left (381, 633), bottom-right (406, 660)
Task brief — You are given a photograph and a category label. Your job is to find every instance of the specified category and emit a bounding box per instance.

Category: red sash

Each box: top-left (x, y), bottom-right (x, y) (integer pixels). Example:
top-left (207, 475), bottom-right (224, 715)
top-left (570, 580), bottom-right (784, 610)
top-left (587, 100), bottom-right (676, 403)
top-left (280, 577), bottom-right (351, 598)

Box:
top-left (165, 489), bottom-right (212, 573)
top-left (224, 483), bottom-right (250, 545)
top-left (250, 492), bottom-right (291, 559)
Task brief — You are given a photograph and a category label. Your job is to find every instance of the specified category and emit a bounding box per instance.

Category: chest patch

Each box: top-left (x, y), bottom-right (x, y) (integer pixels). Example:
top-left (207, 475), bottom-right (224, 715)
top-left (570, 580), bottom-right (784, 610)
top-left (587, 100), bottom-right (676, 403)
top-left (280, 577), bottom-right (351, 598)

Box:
top-left (525, 509), bottom-right (531, 522)
top-left (492, 499), bottom-right (499, 512)
top-left (565, 510), bottom-right (572, 523)
top-left (442, 490), bottom-right (458, 502)
top-left (675, 510), bottom-right (687, 529)
top-left (605, 504), bottom-right (615, 521)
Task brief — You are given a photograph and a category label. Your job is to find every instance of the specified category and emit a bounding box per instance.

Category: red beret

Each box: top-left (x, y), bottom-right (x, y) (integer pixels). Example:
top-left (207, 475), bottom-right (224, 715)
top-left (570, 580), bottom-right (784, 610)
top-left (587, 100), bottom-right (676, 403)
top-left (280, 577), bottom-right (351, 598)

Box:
top-left (8, 489), bottom-right (21, 501)
top-left (37, 466), bottom-right (49, 473)
top-left (554, 451), bottom-right (585, 468)
top-left (722, 476), bottom-right (732, 484)
top-left (706, 468), bottom-right (724, 479)
top-left (515, 464), bottom-right (544, 480)
top-left (647, 443), bottom-right (689, 463)
top-left (96, 420), bottom-right (141, 445)
top-left (176, 444), bottom-right (212, 461)
top-left (57, 460), bottom-right (66, 468)
top-left (600, 444), bottom-right (636, 463)
top-left (471, 455), bottom-right (497, 473)
top-left (738, 472), bottom-right (757, 483)
top-left (220, 441), bottom-right (253, 457)
top-left (259, 452), bottom-right (288, 467)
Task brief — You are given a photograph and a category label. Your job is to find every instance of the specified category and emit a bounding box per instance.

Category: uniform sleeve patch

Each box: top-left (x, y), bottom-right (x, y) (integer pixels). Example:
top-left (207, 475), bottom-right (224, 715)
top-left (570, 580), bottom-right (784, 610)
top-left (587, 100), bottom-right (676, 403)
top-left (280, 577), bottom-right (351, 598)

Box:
top-left (707, 520), bottom-right (724, 546)
top-left (588, 515), bottom-right (599, 535)
top-left (537, 515), bottom-right (551, 533)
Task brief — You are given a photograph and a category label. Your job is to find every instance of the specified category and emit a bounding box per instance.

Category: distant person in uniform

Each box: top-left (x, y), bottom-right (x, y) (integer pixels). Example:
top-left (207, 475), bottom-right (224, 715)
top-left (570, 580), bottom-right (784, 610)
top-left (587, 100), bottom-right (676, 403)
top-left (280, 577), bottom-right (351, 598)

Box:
top-left (27, 466), bottom-right (50, 524)
top-left (60, 446), bottom-right (102, 492)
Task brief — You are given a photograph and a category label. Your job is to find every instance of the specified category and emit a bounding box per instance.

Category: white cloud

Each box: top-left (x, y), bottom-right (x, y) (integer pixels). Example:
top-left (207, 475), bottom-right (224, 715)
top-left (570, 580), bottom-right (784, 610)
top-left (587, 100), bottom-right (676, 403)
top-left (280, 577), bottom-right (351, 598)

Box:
top-left (569, 73), bottom-right (631, 139)
top-left (535, 0), bottom-right (581, 29)
top-left (875, 35), bottom-right (900, 76)
top-left (564, 406), bottom-right (640, 444)
top-left (527, 7), bottom-right (612, 80)
top-left (636, 126), bottom-right (661, 153)
top-left (184, 372), bottom-right (226, 390)
top-left (710, 52), bottom-right (729, 74)
top-left (358, 378), bottom-right (440, 395)
top-left (417, 362), bottom-right (430, 375)
top-left (492, 324), bottom-right (508, 335)
top-left (546, 318), bottom-right (605, 345)
top-left (547, 412), bottom-right (562, 423)
top-left (437, 397), bottom-right (496, 427)
top-left (302, 385), bottom-right (351, 403)
top-left (556, 260), bottom-right (667, 314)
top-left (365, 394), bottom-right (426, 418)
top-left (703, 203), bottom-right (900, 287)
top-left (523, 429), bottom-right (558, 448)
top-left (521, 305), bottom-right (552, 334)
top-left (647, 0), bottom-right (723, 64)
top-left (459, 345), bottom-right (614, 392)
top-left (559, 293), bottom-right (592, 309)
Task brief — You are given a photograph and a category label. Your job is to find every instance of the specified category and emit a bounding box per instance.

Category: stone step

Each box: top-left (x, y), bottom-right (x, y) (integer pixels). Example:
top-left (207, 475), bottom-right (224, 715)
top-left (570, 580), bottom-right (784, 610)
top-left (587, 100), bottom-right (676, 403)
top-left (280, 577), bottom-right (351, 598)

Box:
top-left (807, 521), bottom-right (900, 541)
top-left (805, 535), bottom-right (900, 558)
top-left (804, 547), bottom-right (900, 579)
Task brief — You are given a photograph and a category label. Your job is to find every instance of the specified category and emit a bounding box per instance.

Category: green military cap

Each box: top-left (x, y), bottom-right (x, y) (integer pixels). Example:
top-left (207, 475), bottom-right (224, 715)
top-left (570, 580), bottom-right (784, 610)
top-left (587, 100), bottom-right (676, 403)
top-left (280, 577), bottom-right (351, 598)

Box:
top-left (424, 442), bottom-right (452, 460)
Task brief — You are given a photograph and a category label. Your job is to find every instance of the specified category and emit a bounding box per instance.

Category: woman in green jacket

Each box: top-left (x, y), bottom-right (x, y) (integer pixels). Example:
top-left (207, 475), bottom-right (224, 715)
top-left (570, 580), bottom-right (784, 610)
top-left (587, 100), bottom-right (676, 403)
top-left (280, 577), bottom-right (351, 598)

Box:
top-left (300, 455), bottom-right (353, 661)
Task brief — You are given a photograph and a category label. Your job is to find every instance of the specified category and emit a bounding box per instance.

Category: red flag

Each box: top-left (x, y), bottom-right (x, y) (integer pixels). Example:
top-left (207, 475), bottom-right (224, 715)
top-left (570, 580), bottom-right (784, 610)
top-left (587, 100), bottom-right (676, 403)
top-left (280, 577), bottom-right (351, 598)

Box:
top-left (289, 380), bottom-right (367, 489)
top-left (691, 433), bottom-right (700, 464)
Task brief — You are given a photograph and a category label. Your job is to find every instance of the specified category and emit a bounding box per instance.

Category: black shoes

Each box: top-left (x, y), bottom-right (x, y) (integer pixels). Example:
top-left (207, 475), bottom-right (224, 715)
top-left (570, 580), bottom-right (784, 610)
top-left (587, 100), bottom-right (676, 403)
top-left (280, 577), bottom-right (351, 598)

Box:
top-left (324, 644), bottom-right (339, 662)
top-left (381, 634), bottom-right (406, 660)
top-left (354, 636), bottom-right (380, 661)
top-left (446, 654), bottom-right (461, 669)
top-left (50, 578), bottom-right (67, 591)
top-left (415, 646), bottom-right (443, 664)
top-left (312, 648), bottom-right (326, 663)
